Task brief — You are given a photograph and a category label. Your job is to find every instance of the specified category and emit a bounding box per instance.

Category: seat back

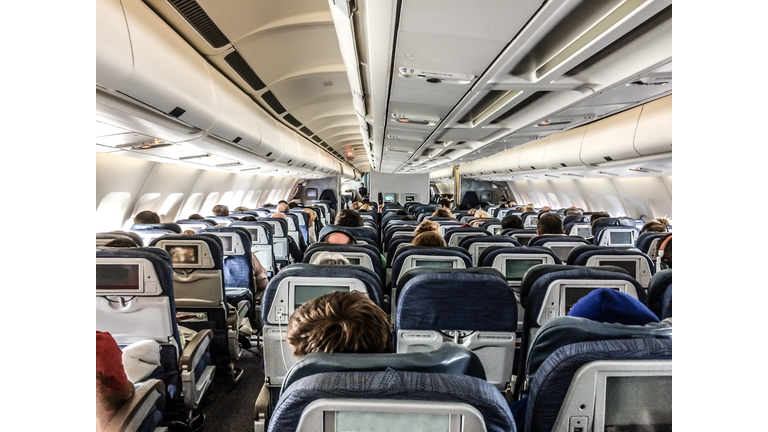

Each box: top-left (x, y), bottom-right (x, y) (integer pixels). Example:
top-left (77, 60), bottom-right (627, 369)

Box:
top-left (174, 219), bottom-right (215, 233)
top-left (524, 317), bottom-right (672, 432)
top-left (271, 369), bottom-right (513, 432)
top-left (96, 232), bottom-right (145, 247)
top-left (254, 217), bottom-right (290, 265)
top-left (443, 226), bottom-right (490, 247)
top-left (319, 225), bottom-right (379, 249)
top-left (302, 242), bottom-right (384, 283)
top-left (130, 228), bottom-right (175, 246)
top-left (593, 226), bottom-right (638, 247)
top-left (231, 221), bottom-right (277, 274)
top-left (395, 268), bottom-right (517, 390)
top-left (131, 223), bottom-right (182, 234)
top-left (260, 264), bottom-right (384, 389)
top-left (459, 236), bottom-right (522, 266)
top-left (205, 216), bottom-right (237, 227)
top-left (521, 212), bottom-right (538, 229)
top-left (391, 245), bottom-right (472, 286)
top-left (567, 245), bottom-right (656, 288)
top-left (647, 269), bottom-right (672, 320)
top-left (197, 227), bottom-right (256, 296)
top-left (502, 228), bottom-right (538, 246)
top-left (289, 209), bottom-right (310, 244)
top-left (529, 236), bottom-right (592, 262)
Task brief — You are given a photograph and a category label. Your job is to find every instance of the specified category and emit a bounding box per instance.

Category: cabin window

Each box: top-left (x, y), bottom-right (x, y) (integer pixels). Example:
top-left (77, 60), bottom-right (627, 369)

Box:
top-left (96, 192), bottom-right (132, 233)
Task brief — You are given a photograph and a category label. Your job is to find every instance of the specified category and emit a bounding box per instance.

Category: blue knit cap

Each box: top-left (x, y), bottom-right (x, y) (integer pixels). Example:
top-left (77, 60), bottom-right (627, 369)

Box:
top-left (567, 287), bottom-right (659, 325)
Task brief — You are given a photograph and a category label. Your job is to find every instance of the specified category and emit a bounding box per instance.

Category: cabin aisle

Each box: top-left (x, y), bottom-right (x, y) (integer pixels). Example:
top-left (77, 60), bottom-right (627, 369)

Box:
top-left (198, 345), bottom-right (265, 432)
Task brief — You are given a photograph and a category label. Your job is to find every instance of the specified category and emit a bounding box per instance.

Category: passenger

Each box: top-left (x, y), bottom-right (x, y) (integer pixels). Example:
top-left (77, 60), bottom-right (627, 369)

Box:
top-left (411, 230), bottom-right (447, 247)
top-left (358, 183), bottom-right (368, 197)
top-left (234, 206), bottom-right (249, 212)
top-left (413, 220), bottom-right (439, 236)
top-left (564, 207), bottom-right (582, 216)
top-left (540, 206), bottom-right (551, 211)
top-left (396, 209), bottom-right (408, 216)
top-left (589, 211), bottom-right (610, 226)
top-left (431, 208), bottom-right (453, 218)
top-left (439, 198), bottom-right (452, 209)
top-left (507, 201), bottom-right (517, 207)
top-left (133, 210), bottom-right (160, 224)
top-left (402, 214), bottom-right (416, 221)
top-left (271, 213), bottom-right (304, 262)
top-left (288, 202), bottom-right (299, 209)
top-left (335, 209), bottom-right (364, 227)
top-left (474, 210), bottom-right (490, 219)
top-left (238, 216), bottom-right (257, 221)
top-left (181, 228), bottom-right (268, 290)
top-left (181, 230), bottom-right (196, 235)
top-left (351, 201), bottom-right (362, 209)
top-left (286, 291), bottom-right (391, 358)
top-left (659, 236), bottom-right (672, 268)
top-left (640, 220), bottom-right (668, 234)
top-left (188, 213), bottom-right (205, 220)
top-left (468, 208), bottom-right (477, 215)
top-left (310, 252), bottom-right (350, 266)
top-left (457, 204), bottom-right (471, 211)
top-left (96, 331), bottom-right (135, 431)
top-left (537, 213), bottom-right (564, 235)
top-left (501, 214), bottom-right (524, 230)
top-left (523, 205), bottom-right (535, 213)
top-left (103, 238), bottom-right (139, 248)
top-left (325, 232), bottom-right (355, 245)
top-left (655, 217), bottom-right (671, 226)
top-left (276, 202), bottom-right (290, 213)
top-left (359, 204), bottom-right (373, 211)
top-left (212, 204), bottom-right (229, 217)
top-left (302, 208), bottom-right (318, 243)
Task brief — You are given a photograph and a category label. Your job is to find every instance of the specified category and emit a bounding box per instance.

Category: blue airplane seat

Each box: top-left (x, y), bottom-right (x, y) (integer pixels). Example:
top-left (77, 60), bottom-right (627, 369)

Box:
top-left (150, 234), bottom-right (250, 383)
top-left (302, 242), bottom-right (384, 284)
top-left (395, 268), bottom-right (517, 390)
top-left (197, 227), bottom-right (258, 320)
top-left (443, 226), bottom-right (490, 247)
top-left (96, 231), bottom-right (145, 247)
top-left (230, 220), bottom-right (277, 276)
top-left (460, 191), bottom-right (480, 208)
top-left (390, 245), bottom-right (472, 288)
top-left (562, 215), bottom-right (589, 234)
top-left (318, 225), bottom-right (379, 249)
top-left (96, 247), bottom-right (215, 416)
top-left (523, 318), bottom-right (671, 432)
top-left (566, 245), bottom-right (655, 288)
top-left (647, 269), bottom-right (672, 320)
top-left (131, 223), bottom-right (182, 234)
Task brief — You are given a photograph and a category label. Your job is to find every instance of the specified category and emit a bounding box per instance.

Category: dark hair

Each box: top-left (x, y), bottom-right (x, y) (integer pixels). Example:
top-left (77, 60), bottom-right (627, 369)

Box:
top-left (501, 214), bottom-right (524, 230)
top-left (133, 210), bottom-right (160, 224)
top-left (660, 236), bottom-right (672, 268)
top-left (335, 209), bottom-right (364, 227)
top-left (212, 205), bottom-right (229, 217)
top-left (457, 204), bottom-right (471, 211)
top-left (590, 212), bottom-right (610, 226)
top-left (640, 221), bottom-right (667, 234)
top-left (188, 214), bottom-right (205, 220)
top-left (287, 291), bottom-right (391, 358)
top-left (402, 215), bottom-right (416, 221)
top-left (439, 198), bottom-right (451, 208)
top-left (411, 230), bottom-right (447, 247)
top-left (537, 213), bottom-right (564, 235)
top-left (396, 209), bottom-right (408, 216)
top-left (104, 238), bottom-right (139, 248)
top-left (238, 216), bottom-right (257, 222)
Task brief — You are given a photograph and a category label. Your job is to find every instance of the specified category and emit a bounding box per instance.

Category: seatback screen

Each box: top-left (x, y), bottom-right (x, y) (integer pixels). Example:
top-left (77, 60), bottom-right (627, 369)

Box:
top-left (413, 260), bottom-right (455, 269)
top-left (493, 227), bottom-right (502, 236)
top-left (347, 257), bottom-right (361, 265)
top-left (599, 260), bottom-right (637, 279)
top-left (577, 227), bottom-right (591, 238)
top-left (164, 245), bottom-right (200, 265)
top-left (97, 264), bottom-right (140, 290)
top-left (332, 412), bottom-right (450, 432)
top-left (549, 245), bottom-right (574, 261)
top-left (610, 231), bottom-right (632, 245)
top-left (384, 194), bottom-right (394, 202)
top-left (564, 287), bottom-right (618, 314)
top-left (517, 236), bottom-right (532, 246)
top-left (505, 259), bottom-right (544, 281)
top-left (604, 376), bottom-right (672, 432)
top-left (219, 234), bottom-right (234, 253)
top-left (294, 285), bottom-right (350, 310)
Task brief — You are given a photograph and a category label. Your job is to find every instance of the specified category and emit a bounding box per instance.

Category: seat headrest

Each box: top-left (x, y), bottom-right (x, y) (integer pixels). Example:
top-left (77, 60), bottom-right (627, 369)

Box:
top-left (567, 288), bottom-right (659, 325)
top-left (281, 342), bottom-right (486, 393)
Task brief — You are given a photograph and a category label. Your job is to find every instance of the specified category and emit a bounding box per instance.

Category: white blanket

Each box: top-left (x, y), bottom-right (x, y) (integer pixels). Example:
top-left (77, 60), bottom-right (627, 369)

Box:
top-left (121, 340), bottom-right (161, 384)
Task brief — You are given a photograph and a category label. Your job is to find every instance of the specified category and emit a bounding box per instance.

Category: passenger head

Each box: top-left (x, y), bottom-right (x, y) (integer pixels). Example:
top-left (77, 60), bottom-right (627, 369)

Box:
top-left (278, 200), bottom-right (288, 205)
top-left (590, 211), bottom-right (610, 226)
top-left (286, 291), bottom-right (391, 358)
top-left (537, 213), bottom-right (564, 235)
top-left (396, 209), bottom-right (408, 216)
top-left (335, 209), bottom-right (364, 227)
top-left (413, 220), bottom-right (439, 236)
top-left (212, 205), bottom-right (229, 217)
top-left (103, 238), bottom-right (139, 248)
top-left (133, 210), bottom-right (160, 224)
top-left (181, 230), bottom-right (196, 235)
top-left (302, 208), bottom-right (316, 227)
top-left (402, 214), bottom-right (416, 221)
top-left (238, 216), bottom-right (257, 221)
top-left (660, 236), bottom-right (672, 268)
top-left (524, 205), bottom-right (535, 213)
top-left (310, 252), bottom-right (350, 266)
top-left (564, 208), bottom-right (582, 216)
top-left (276, 203), bottom-right (290, 213)
top-left (351, 201), bottom-right (362, 209)
top-left (457, 204), bottom-right (471, 211)
top-left (501, 214), bottom-right (524, 230)
top-left (411, 230), bottom-right (447, 247)
top-left (360, 204), bottom-right (373, 211)
top-left (270, 212), bottom-right (286, 220)
top-left (640, 221), bottom-right (668, 234)
top-left (188, 214), bottom-right (205, 220)
top-left (474, 210), bottom-right (490, 219)
top-left (325, 232), bottom-right (355, 245)
top-left (439, 198), bottom-right (451, 209)
top-left (468, 208), bottom-right (477, 215)
top-left (431, 208), bottom-right (453, 218)
top-left (288, 202), bottom-right (299, 209)
top-left (540, 206), bottom-right (551, 211)
top-left (654, 217), bottom-right (670, 226)
top-left (234, 206), bottom-right (249, 212)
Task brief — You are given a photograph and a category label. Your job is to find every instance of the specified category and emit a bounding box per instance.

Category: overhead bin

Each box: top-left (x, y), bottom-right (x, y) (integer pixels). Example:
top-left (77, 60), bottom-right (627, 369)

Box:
top-left (96, 0), bottom-right (133, 90)
top-left (208, 70), bottom-right (262, 152)
top-left (634, 95), bottom-right (672, 156)
top-left (580, 106), bottom-right (642, 165)
top-left (430, 167), bottom-right (454, 181)
top-left (517, 137), bottom-right (550, 171)
top-left (544, 127), bottom-right (587, 169)
top-left (109, 0), bottom-right (218, 130)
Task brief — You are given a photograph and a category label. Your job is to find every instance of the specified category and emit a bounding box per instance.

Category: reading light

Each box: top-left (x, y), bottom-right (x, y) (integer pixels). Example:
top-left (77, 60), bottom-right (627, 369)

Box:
top-left (216, 162), bottom-right (243, 168)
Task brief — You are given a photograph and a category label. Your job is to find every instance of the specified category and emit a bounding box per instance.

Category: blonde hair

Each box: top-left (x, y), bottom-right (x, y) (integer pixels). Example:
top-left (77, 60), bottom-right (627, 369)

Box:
top-left (411, 231), bottom-right (447, 247)
top-left (431, 209), bottom-right (453, 218)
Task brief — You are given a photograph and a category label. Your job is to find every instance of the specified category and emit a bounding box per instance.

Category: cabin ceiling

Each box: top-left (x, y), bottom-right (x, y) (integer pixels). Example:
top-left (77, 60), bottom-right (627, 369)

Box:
top-left (129, 0), bottom-right (671, 177)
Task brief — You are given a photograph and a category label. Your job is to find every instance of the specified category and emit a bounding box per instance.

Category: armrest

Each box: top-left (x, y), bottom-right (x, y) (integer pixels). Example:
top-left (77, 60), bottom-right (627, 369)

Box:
top-left (254, 382), bottom-right (270, 432)
top-left (227, 300), bottom-right (251, 329)
top-left (180, 329), bottom-right (212, 370)
top-left (105, 379), bottom-right (165, 432)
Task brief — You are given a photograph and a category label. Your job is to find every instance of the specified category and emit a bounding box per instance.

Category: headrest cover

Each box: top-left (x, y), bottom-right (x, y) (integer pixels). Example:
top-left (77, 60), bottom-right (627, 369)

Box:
top-left (568, 288), bottom-right (659, 325)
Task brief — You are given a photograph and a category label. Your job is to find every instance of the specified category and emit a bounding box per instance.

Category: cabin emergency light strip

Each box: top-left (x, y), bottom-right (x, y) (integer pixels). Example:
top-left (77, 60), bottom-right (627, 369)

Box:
top-left (536, 0), bottom-right (647, 80)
